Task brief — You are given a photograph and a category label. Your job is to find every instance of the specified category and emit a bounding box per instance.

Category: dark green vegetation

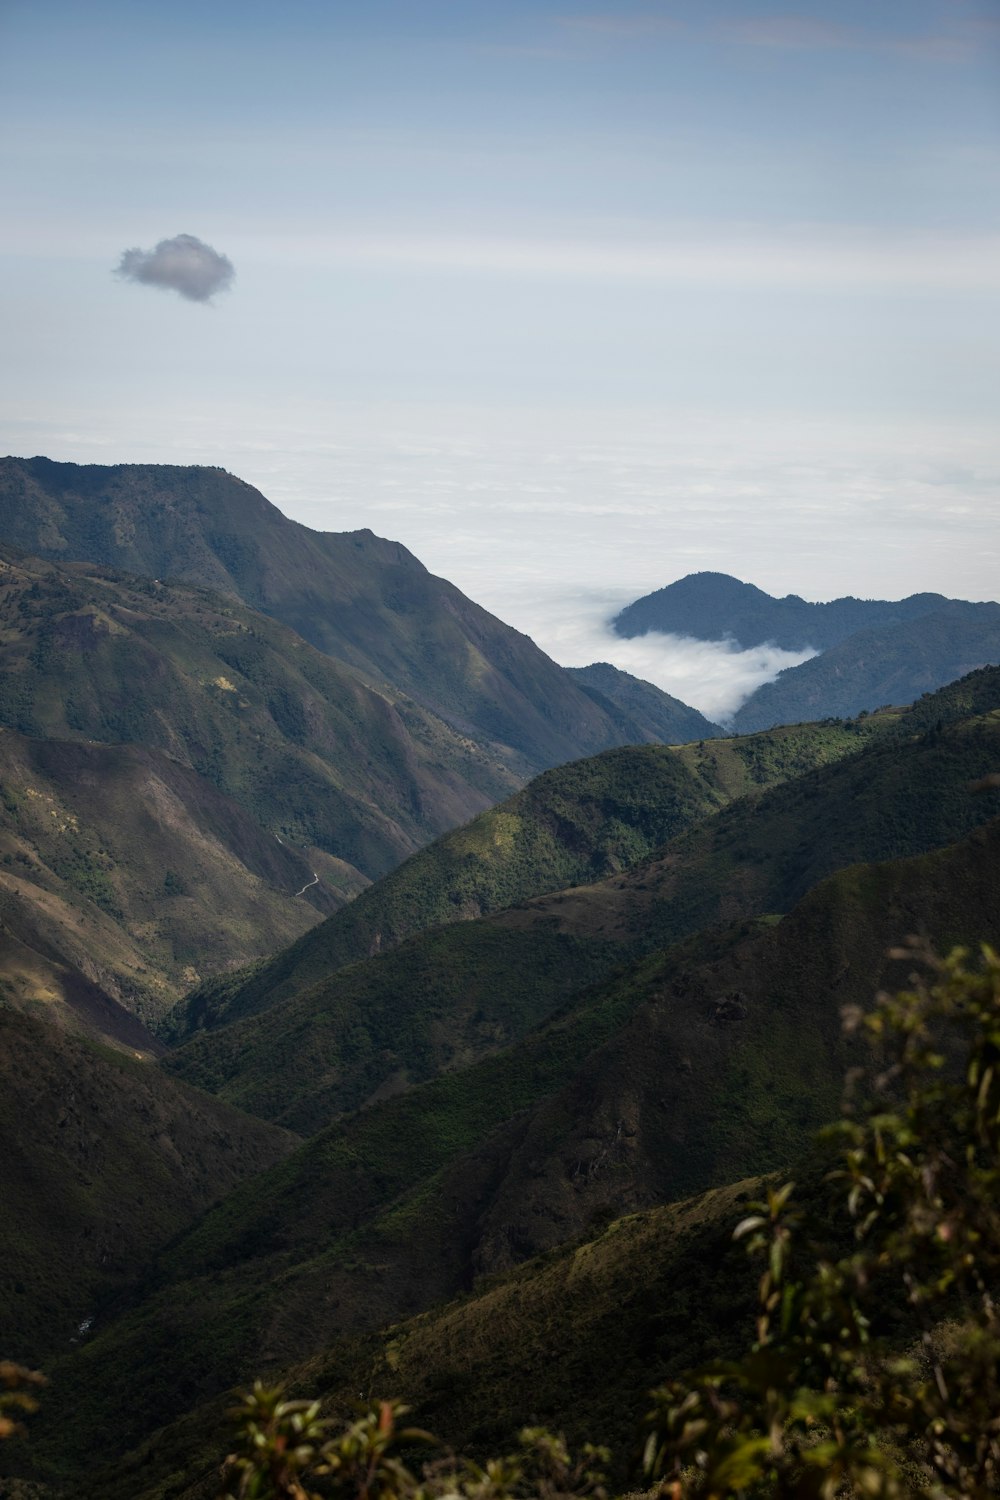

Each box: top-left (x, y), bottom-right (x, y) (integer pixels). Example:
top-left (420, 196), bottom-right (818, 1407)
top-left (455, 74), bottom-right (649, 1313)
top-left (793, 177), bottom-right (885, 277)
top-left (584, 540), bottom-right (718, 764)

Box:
top-left (614, 568), bottom-right (983, 651)
top-left (17, 816), bottom-right (1000, 1499)
top-left (0, 458), bottom-right (691, 772)
top-left (171, 717), bottom-right (896, 1042)
top-left (0, 1007), bottom-right (296, 1364)
top-left (161, 679), bottom-right (1000, 1135)
top-left (0, 544), bottom-right (570, 1035)
top-left (612, 569), bottom-right (1000, 729)
top-left (9, 655), bottom-right (999, 1497)
top-left (2, 461), bottom-right (999, 1499)
top-left (198, 949), bottom-right (1000, 1500)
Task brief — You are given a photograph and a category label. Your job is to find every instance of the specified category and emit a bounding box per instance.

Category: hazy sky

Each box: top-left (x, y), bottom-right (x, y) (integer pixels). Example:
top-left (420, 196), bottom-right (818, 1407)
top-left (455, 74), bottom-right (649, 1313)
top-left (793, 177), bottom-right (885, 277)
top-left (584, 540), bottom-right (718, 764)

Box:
top-left (2, 0), bottom-right (998, 713)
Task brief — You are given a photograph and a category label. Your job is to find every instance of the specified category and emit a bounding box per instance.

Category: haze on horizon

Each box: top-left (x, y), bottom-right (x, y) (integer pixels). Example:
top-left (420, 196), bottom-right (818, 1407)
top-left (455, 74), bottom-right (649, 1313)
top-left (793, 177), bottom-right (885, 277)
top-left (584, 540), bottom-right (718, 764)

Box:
top-left (1, 0), bottom-right (998, 713)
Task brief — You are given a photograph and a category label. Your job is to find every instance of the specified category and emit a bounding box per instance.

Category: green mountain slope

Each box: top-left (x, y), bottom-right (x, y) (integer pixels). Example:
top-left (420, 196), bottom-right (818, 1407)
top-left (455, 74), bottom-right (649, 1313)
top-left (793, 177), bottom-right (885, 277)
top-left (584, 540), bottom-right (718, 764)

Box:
top-left (731, 606), bottom-right (1000, 730)
top-left (171, 717), bottom-right (893, 1042)
top-left (26, 817), bottom-right (1000, 1491)
top-left (0, 458), bottom-right (686, 771)
top-left (0, 1007), bottom-right (297, 1365)
top-left (71, 1175), bottom-right (768, 1500)
top-left (161, 682), bottom-right (997, 1131)
top-left (0, 728), bottom-right (333, 1037)
top-left (0, 547), bottom-right (521, 883)
top-left (613, 570), bottom-right (977, 651)
top-left (526, 695), bottom-right (1000, 958)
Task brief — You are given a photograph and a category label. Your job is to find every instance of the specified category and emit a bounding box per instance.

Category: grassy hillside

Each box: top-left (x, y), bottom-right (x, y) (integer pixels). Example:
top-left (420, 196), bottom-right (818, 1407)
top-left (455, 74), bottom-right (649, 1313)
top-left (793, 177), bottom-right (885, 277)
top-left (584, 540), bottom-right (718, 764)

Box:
top-left (160, 689), bottom-right (998, 1129)
top-left (0, 547), bottom-right (522, 883)
top-left (163, 919), bottom-right (628, 1133)
top-left (0, 729), bottom-right (334, 1035)
top-left (525, 696), bottom-right (1000, 956)
top-left (77, 1175), bottom-right (771, 1500)
top-left (0, 1007), bottom-right (297, 1366)
top-left (171, 716), bottom-right (893, 1040)
top-left (732, 605), bottom-right (1000, 731)
top-left (0, 458), bottom-right (685, 772)
top-left (21, 818), bottom-right (1000, 1493)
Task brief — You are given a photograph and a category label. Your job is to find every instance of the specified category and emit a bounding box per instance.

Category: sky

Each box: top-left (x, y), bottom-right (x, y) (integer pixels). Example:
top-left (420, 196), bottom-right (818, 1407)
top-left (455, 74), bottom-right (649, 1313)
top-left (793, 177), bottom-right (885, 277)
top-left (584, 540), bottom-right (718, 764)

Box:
top-left (1, 0), bottom-right (998, 717)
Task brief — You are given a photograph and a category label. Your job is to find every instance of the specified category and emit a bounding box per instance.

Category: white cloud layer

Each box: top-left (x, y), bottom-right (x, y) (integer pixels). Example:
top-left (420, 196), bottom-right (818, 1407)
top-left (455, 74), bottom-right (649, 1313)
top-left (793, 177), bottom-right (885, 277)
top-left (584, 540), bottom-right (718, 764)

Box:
top-left (115, 234), bottom-right (234, 303)
top-left (476, 582), bottom-right (817, 722)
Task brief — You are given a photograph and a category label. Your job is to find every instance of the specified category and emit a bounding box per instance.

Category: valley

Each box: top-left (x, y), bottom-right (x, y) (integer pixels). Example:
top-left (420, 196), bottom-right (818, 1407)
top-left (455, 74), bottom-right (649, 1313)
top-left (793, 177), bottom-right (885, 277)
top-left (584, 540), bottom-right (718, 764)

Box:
top-left (0, 462), bottom-right (998, 1499)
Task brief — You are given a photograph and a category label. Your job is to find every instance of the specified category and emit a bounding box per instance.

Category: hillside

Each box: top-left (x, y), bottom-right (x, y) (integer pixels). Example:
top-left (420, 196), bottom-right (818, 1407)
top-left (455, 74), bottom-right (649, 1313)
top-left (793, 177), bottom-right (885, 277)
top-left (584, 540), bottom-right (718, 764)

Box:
top-left (612, 570), bottom-right (973, 651)
top-left (0, 458), bottom-right (690, 771)
top-left (731, 606), bottom-right (1000, 730)
top-left (170, 716), bottom-right (892, 1042)
top-left (160, 686), bottom-right (1000, 1138)
top-left (0, 548), bottom-right (579, 1028)
top-left (0, 728), bottom-right (333, 1038)
top-left (0, 547), bottom-right (522, 880)
top-left (566, 662), bottom-right (722, 742)
top-left (25, 816), bottom-right (1000, 1492)
top-left (0, 1007), bottom-right (297, 1364)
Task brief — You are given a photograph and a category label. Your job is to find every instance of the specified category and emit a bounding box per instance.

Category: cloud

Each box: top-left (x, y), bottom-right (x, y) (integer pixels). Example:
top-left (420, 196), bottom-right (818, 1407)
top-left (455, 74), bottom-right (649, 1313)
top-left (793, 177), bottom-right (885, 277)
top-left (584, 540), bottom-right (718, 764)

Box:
top-left (516, 597), bottom-right (817, 722)
top-left (115, 233), bottom-right (234, 302)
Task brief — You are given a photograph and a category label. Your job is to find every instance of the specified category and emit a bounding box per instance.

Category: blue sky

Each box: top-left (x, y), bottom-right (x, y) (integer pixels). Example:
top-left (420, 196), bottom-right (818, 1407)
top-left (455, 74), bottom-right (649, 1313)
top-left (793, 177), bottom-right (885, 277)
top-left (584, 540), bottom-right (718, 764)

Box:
top-left (2, 1), bottom-right (998, 711)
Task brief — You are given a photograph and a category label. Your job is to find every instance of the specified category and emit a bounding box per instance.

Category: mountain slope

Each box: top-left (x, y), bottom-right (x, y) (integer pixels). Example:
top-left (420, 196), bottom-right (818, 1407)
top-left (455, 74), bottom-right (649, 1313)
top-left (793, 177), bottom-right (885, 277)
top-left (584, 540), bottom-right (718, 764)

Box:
top-left (566, 662), bottom-right (723, 741)
top-left (0, 458), bottom-right (680, 771)
top-left (731, 607), bottom-right (1000, 730)
top-left (29, 816), bottom-right (1000, 1489)
top-left (612, 570), bottom-right (977, 651)
top-left (161, 678), bottom-right (1000, 1139)
top-left (171, 717), bottom-right (893, 1042)
top-left (0, 728), bottom-right (332, 1036)
top-left (0, 1007), bottom-right (297, 1365)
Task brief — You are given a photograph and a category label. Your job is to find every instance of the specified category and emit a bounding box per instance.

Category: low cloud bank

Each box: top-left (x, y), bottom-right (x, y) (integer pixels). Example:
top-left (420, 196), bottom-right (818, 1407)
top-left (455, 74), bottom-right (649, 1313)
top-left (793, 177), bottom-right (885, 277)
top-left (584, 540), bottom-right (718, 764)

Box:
top-left (499, 587), bottom-right (817, 722)
top-left (115, 234), bottom-right (234, 302)
top-left (582, 630), bottom-right (817, 723)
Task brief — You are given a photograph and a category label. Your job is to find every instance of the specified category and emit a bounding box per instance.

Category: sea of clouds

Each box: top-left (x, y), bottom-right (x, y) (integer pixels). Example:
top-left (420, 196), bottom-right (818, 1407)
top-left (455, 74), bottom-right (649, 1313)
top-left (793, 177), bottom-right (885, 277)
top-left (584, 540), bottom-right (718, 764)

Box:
top-left (4, 401), bottom-right (994, 725)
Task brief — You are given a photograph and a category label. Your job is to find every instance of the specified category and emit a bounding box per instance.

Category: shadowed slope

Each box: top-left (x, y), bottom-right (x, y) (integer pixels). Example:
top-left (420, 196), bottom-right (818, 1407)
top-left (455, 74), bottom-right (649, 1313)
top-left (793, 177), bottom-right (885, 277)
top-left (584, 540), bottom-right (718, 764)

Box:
top-left (28, 818), bottom-right (1000, 1488)
top-left (0, 1007), bottom-right (297, 1365)
top-left (732, 607), bottom-right (1000, 731)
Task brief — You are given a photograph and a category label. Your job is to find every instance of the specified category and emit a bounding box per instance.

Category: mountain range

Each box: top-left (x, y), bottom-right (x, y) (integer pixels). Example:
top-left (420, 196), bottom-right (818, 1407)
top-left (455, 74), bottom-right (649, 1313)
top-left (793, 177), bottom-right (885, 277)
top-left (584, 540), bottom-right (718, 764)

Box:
top-left (0, 458), bottom-right (719, 766)
top-left (1, 459), bottom-right (999, 1499)
top-left (614, 570), bottom-right (1000, 727)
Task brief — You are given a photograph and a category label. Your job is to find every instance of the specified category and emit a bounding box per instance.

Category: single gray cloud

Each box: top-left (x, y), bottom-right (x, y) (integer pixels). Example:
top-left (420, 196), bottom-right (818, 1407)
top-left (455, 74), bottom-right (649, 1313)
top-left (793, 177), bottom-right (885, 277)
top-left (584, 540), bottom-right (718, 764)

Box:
top-left (115, 233), bottom-right (235, 302)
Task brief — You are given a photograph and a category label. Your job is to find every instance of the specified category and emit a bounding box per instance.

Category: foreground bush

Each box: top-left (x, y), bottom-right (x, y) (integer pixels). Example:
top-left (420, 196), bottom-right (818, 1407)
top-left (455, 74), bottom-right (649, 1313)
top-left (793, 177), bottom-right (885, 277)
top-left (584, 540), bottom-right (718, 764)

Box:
top-left (645, 942), bottom-right (1000, 1498)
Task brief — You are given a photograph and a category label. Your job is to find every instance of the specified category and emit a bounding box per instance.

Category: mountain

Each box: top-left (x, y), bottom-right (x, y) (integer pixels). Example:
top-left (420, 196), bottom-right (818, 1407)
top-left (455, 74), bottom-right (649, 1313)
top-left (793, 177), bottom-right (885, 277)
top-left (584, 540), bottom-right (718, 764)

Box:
top-left (26, 815), bottom-right (1000, 1492)
top-left (168, 716), bottom-right (893, 1043)
top-left (162, 671), bottom-right (1000, 1134)
top-left (0, 546), bottom-right (576, 1030)
top-left (612, 571), bottom-right (1000, 726)
top-left (566, 662), bottom-right (723, 742)
top-left (0, 458), bottom-right (697, 771)
top-left (0, 727), bottom-right (332, 1041)
top-left (0, 1006), bottom-right (297, 1364)
top-left (731, 607), bottom-right (1000, 731)
top-left (612, 570), bottom-right (979, 651)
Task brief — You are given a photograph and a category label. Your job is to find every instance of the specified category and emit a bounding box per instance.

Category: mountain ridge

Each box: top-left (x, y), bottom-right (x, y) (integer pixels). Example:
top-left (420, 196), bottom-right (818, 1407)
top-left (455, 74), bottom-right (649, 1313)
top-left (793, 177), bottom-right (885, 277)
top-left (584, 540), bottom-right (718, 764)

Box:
top-left (0, 457), bottom-right (703, 773)
top-left (613, 569), bottom-right (979, 651)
